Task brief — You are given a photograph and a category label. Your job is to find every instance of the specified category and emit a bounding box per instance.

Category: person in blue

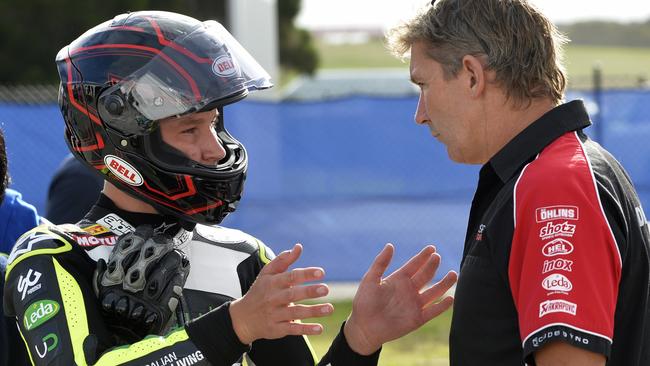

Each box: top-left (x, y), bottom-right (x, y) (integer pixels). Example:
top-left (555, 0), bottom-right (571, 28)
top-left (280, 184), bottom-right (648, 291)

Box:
top-left (0, 128), bottom-right (41, 366)
top-left (45, 153), bottom-right (103, 225)
top-left (0, 189), bottom-right (40, 254)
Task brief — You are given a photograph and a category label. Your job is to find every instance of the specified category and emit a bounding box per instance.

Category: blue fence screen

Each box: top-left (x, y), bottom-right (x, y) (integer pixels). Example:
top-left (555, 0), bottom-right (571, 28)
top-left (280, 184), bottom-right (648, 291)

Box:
top-left (2, 89), bottom-right (650, 281)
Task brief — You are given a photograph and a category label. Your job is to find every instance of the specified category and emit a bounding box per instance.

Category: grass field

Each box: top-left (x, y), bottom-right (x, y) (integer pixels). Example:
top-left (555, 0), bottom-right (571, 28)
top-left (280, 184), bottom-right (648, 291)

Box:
top-left (314, 38), bottom-right (650, 88)
top-left (304, 300), bottom-right (452, 366)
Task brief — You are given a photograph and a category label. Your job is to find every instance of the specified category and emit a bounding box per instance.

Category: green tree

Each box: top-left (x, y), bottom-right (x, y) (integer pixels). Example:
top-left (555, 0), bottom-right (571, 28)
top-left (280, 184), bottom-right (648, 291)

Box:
top-left (0, 0), bottom-right (320, 83)
top-left (0, 0), bottom-right (229, 83)
top-left (278, 0), bottom-right (319, 75)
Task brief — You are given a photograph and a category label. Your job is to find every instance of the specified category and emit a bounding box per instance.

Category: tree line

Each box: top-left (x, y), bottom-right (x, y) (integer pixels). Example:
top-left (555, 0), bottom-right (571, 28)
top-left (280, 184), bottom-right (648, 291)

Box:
top-left (0, 0), bottom-right (317, 84)
top-left (559, 19), bottom-right (650, 48)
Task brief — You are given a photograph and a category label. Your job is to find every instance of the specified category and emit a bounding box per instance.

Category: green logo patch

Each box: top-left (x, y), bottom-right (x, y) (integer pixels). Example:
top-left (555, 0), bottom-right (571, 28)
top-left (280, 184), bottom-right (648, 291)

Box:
top-left (23, 300), bottom-right (60, 330)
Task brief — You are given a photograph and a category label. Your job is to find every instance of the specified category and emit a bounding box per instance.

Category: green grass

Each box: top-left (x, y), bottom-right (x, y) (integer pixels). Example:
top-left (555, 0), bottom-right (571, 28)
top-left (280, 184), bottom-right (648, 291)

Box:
top-left (303, 300), bottom-right (452, 366)
top-left (314, 38), bottom-right (650, 88)
top-left (315, 38), bottom-right (407, 69)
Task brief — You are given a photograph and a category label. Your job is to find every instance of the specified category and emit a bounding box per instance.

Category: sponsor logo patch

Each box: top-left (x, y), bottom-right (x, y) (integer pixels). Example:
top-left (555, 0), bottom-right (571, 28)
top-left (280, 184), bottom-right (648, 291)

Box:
top-left (34, 333), bottom-right (58, 359)
top-left (475, 224), bottom-right (486, 241)
top-left (104, 155), bottom-right (143, 186)
top-left (539, 221), bottom-right (576, 240)
top-left (82, 224), bottom-right (109, 235)
top-left (542, 258), bottom-right (573, 274)
top-left (536, 206), bottom-right (579, 223)
top-left (17, 269), bottom-right (42, 301)
top-left (542, 273), bottom-right (573, 293)
top-left (24, 300), bottom-right (60, 330)
top-left (542, 238), bottom-right (574, 257)
top-left (212, 55), bottom-right (238, 77)
top-left (539, 299), bottom-right (577, 318)
top-left (71, 234), bottom-right (117, 247)
top-left (531, 329), bottom-right (590, 348)
top-left (96, 214), bottom-right (135, 236)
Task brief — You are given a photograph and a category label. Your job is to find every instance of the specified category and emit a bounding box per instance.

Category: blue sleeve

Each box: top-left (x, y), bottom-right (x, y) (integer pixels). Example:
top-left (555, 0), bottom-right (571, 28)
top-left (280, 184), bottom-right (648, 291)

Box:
top-left (0, 189), bottom-right (39, 254)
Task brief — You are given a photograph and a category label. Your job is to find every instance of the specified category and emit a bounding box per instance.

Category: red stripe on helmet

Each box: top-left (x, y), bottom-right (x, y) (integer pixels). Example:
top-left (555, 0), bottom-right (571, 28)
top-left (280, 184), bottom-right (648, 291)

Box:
top-left (72, 44), bottom-right (202, 101)
top-left (142, 174), bottom-right (197, 200)
top-left (146, 17), bottom-right (212, 64)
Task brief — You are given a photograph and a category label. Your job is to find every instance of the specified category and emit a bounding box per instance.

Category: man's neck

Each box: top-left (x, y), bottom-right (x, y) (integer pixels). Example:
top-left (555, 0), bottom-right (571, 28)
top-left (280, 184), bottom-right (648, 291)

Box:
top-left (481, 96), bottom-right (558, 164)
top-left (103, 182), bottom-right (158, 214)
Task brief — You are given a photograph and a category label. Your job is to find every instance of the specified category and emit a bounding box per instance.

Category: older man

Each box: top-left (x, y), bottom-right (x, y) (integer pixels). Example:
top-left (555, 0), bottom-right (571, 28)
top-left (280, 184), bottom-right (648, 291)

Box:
top-left (388, 0), bottom-right (650, 365)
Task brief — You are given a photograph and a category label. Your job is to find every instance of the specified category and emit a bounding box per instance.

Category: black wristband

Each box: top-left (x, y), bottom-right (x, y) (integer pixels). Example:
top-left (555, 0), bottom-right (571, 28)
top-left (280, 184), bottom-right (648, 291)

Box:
top-left (321, 321), bottom-right (381, 366)
top-left (185, 302), bottom-right (250, 365)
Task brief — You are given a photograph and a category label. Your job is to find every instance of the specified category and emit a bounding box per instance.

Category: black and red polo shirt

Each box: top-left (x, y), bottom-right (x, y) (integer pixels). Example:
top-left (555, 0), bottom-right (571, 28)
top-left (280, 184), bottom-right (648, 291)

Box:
top-left (449, 100), bottom-right (650, 365)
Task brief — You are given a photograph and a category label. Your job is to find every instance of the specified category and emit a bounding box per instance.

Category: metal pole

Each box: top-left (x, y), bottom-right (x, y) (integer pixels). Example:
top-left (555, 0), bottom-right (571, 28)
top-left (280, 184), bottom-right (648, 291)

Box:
top-left (593, 63), bottom-right (603, 146)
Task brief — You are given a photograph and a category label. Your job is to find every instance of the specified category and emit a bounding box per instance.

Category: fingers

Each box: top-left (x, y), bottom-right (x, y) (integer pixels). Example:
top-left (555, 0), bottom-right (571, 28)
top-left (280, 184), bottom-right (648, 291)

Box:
top-left (262, 243), bottom-right (303, 275)
top-left (271, 283), bottom-right (330, 304)
top-left (281, 303), bottom-right (334, 321)
top-left (393, 245), bottom-right (436, 279)
top-left (362, 243), bottom-right (395, 284)
top-left (421, 296), bottom-right (454, 323)
top-left (410, 252), bottom-right (442, 289)
top-left (285, 321), bottom-right (324, 336)
top-left (419, 270), bottom-right (458, 306)
top-left (274, 267), bottom-right (326, 288)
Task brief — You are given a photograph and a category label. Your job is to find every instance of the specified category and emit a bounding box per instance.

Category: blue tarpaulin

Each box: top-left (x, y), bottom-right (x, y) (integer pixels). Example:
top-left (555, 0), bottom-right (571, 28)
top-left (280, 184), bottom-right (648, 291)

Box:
top-left (1, 90), bottom-right (649, 280)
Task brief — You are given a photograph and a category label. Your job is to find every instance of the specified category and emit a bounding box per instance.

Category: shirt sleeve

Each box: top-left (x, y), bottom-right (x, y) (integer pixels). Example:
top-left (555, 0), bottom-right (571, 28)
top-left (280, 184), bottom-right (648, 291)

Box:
top-left (509, 136), bottom-right (622, 362)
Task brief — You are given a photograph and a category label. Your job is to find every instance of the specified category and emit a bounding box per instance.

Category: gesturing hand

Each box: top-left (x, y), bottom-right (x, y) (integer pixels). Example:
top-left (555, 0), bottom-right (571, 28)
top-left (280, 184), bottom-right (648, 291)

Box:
top-left (229, 244), bottom-right (334, 345)
top-left (344, 244), bottom-right (458, 355)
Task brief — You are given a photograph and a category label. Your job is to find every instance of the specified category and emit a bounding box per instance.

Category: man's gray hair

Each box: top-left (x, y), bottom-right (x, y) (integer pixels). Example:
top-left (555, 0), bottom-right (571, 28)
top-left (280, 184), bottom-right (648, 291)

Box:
top-left (387, 0), bottom-right (568, 105)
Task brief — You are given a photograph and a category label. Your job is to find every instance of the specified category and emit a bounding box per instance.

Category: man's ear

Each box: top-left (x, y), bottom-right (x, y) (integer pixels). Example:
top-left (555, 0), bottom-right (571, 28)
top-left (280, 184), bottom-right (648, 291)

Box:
top-left (461, 55), bottom-right (486, 98)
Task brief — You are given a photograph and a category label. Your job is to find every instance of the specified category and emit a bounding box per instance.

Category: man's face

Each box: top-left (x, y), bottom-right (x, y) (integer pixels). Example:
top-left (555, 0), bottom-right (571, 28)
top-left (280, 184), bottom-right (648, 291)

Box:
top-left (410, 41), bottom-right (486, 164)
top-left (159, 109), bottom-right (226, 165)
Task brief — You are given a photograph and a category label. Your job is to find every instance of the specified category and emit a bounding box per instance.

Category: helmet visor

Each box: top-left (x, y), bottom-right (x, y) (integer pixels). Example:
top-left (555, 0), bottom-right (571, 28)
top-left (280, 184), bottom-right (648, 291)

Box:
top-left (99, 20), bottom-right (272, 135)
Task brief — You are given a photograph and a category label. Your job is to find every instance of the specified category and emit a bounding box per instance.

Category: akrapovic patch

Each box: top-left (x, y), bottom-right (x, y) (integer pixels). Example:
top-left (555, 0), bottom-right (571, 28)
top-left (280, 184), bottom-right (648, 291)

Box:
top-left (104, 155), bottom-right (143, 186)
top-left (212, 56), bottom-right (238, 77)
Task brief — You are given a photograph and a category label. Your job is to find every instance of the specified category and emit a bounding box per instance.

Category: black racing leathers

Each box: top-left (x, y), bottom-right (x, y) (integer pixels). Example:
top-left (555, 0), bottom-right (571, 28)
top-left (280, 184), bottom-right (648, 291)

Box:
top-left (3, 197), bottom-right (380, 365)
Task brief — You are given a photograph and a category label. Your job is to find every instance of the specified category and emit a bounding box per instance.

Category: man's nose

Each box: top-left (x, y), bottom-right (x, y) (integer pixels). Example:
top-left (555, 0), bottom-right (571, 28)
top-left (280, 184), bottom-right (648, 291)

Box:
top-left (414, 93), bottom-right (428, 125)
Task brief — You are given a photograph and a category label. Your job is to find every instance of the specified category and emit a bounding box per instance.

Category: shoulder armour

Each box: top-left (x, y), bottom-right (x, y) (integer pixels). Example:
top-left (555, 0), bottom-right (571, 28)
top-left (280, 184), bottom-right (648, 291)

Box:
top-left (5, 224), bottom-right (74, 275)
top-left (194, 224), bottom-right (274, 263)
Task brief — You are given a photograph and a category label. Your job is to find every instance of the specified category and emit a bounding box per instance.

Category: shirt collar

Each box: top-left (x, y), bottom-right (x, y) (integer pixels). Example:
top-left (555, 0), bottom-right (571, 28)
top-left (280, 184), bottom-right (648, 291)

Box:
top-left (488, 100), bottom-right (592, 182)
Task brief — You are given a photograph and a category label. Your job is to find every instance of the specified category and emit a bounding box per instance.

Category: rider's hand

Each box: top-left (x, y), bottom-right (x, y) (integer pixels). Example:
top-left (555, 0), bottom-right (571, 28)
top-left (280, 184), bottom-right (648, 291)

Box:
top-left (93, 225), bottom-right (190, 342)
top-left (229, 244), bottom-right (334, 344)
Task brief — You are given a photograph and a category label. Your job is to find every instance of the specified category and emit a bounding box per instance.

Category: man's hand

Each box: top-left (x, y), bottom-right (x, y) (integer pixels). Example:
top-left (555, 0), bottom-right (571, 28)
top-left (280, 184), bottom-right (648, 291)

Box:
top-left (93, 225), bottom-right (190, 342)
top-left (344, 244), bottom-right (457, 355)
top-left (229, 244), bottom-right (334, 344)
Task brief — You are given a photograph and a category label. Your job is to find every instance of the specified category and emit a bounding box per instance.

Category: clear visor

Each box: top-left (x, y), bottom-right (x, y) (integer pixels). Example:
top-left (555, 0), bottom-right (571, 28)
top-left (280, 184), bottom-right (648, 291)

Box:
top-left (101, 20), bottom-right (272, 131)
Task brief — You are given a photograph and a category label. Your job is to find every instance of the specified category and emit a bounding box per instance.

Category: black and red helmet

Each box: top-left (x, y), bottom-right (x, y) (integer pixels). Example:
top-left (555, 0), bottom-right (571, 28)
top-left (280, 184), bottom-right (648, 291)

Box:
top-left (55, 11), bottom-right (272, 224)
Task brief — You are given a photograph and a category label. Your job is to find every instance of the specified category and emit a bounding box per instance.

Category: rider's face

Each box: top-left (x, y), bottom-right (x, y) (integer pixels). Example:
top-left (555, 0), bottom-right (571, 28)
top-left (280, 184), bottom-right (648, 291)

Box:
top-left (158, 109), bottom-right (226, 165)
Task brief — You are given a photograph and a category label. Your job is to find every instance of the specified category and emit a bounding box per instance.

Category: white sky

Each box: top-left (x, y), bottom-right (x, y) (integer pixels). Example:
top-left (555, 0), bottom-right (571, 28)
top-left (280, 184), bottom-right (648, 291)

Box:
top-left (297, 0), bottom-right (650, 30)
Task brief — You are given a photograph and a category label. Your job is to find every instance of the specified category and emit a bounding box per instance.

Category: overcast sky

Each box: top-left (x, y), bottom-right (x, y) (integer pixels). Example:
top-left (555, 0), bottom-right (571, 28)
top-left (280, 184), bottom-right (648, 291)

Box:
top-left (297, 0), bottom-right (650, 30)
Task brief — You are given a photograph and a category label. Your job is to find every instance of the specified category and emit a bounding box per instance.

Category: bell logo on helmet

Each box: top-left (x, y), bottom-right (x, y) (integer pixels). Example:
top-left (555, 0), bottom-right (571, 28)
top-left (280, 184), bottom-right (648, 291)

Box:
top-left (212, 55), bottom-right (238, 77)
top-left (104, 155), bottom-right (144, 186)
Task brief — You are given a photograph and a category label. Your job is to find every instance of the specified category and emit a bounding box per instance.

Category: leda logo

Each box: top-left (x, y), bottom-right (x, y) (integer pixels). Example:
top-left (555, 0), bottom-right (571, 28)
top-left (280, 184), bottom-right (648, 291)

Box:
top-left (24, 300), bottom-right (60, 330)
top-left (104, 155), bottom-right (143, 186)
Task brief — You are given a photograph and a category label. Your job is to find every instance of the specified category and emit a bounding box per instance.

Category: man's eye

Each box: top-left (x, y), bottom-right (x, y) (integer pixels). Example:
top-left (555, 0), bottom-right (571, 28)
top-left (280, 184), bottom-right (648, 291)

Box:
top-left (181, 127), bottom-right (197, 134)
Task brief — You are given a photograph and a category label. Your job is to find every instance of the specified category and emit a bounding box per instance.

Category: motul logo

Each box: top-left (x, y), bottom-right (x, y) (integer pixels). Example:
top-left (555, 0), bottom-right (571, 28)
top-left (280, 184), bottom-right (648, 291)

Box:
top-left (104, 155), bottom-right (143, 186)
top-left (536, 206), bottom-right (579, 223)
top-left (71, 234), bottom-right (117, 247)
top-left (542, 238), bottom-right (574, 257)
